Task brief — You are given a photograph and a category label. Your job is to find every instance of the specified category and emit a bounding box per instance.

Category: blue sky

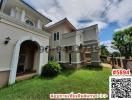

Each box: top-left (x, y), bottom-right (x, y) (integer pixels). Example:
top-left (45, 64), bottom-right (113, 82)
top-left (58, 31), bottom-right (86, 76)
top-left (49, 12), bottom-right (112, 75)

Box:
top-left (100, 22), bottom-right (118, 41)
top-left (24, 0), bottom-right (132, 45)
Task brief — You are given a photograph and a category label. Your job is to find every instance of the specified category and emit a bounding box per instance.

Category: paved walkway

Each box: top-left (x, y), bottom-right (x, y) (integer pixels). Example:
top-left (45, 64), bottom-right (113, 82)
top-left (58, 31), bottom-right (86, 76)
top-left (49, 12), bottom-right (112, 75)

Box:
top-left (101, 63), bottom-right (112, 69)
top-left (101, 63), bottom-right (124, 69)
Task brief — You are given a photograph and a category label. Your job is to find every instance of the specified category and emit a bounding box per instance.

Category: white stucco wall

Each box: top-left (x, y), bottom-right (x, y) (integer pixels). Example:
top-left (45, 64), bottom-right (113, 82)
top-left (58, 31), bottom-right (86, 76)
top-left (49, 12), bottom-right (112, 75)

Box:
top-left (61, 32), bottom-right (76, 46)
top-left (83, 26), bottom-right (98, 42)
top-left (0, 19), bottom-right (49, 72)
top-left (48, 23), bottom-right (74, 48)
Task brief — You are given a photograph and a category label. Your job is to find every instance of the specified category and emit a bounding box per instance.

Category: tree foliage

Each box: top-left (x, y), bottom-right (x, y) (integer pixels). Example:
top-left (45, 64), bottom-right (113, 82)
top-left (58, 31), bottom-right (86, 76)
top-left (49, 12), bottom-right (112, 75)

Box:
top-left (100, 45), bottom-right (110, 57)
top-left (112, 26), bottom-right (132, 59)
top-left (111, 51), bottom-right (121, 57)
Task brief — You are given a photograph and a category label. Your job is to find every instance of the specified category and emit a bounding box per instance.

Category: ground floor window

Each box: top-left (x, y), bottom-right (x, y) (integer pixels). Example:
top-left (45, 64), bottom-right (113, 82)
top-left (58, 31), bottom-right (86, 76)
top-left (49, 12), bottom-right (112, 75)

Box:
top-left (59, 52), bottom-right (61, 61)
top-left (69, 53), bottom-right (72, 64)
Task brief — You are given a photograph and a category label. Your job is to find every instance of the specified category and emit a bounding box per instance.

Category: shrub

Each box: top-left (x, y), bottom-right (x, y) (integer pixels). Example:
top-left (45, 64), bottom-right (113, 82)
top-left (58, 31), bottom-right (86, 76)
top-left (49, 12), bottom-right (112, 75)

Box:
top-left (41, 61), bottom-right (61, 77)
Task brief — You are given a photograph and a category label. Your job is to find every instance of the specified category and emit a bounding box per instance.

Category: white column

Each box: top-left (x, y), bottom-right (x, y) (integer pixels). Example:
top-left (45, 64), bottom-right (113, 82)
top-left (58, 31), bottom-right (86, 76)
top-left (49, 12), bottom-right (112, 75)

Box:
top-left (10, 8), bottom-right (15, 17)
top-left (72, 51), bottom-right (80, 64)
top-left (9, 43), bottom-right (21, 84)
top-left (21, 10), bottom-right (26, 22)
top-left (38, 53), bottom-right (43, 75)
top-left (37, 19), bottom-right (41, 29)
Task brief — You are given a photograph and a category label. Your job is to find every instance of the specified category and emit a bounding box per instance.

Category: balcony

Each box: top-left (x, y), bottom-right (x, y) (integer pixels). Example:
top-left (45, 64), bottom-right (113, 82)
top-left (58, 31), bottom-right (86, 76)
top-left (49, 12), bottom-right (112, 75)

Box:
top-left (0, 12), bottom-right (49, 36)
top-left (61, 25), bottom-right (99, 47)
top-left (61, 31), bottom-right (77, 46)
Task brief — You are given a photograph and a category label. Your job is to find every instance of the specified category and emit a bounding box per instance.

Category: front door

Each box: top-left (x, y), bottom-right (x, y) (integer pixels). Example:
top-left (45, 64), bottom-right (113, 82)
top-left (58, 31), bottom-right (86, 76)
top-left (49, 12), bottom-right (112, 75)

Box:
top-left (17, 40), bottom-right (38, 75)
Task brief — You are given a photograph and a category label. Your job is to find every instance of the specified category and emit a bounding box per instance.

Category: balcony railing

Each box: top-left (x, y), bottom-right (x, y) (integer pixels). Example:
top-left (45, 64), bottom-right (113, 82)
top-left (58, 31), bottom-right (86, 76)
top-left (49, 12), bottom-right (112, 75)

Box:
top-left (0, 12), bottom-right (50, 36)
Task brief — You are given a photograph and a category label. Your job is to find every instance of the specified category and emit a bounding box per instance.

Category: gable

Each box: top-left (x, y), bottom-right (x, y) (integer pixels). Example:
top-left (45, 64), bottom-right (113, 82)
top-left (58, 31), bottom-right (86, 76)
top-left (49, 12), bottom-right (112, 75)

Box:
top-left (46, 18), bottom-right (76, 33)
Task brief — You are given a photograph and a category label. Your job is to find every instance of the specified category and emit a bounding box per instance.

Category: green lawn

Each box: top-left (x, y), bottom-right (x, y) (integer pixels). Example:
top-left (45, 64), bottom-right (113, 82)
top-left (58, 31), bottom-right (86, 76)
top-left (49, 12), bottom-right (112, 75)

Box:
top-left (0, 68), bottom-right (111, 100)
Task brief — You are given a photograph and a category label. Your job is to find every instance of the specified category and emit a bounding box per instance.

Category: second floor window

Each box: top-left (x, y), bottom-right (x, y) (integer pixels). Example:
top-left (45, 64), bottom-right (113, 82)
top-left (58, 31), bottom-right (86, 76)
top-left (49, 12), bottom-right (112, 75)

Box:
top-left (26, 20), bottom-right (34, 26)
top-left (57, 32), bottom-right (59, 40)
top-left (54, 32), bottom-right (59, 41)
top-left (54, 33), bottom-right (56, 41)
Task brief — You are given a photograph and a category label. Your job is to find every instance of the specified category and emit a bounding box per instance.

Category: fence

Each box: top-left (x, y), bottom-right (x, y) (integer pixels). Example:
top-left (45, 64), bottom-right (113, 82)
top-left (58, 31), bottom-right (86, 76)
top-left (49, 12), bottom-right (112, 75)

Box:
top-left (107, 57), bottom-right (132, 72)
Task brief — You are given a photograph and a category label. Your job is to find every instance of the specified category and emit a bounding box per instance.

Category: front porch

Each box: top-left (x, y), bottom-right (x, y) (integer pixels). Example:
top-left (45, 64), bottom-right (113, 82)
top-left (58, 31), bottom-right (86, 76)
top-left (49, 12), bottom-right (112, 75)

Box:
top-left (16, 40), bottom-right (39, 81)
top-left (16, 72), bottom-right (37, 81)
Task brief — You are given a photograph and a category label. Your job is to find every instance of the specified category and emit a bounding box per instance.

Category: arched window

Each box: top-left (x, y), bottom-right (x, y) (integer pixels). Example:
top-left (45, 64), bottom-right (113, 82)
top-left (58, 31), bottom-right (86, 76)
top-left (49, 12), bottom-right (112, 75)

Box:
top-left (26, 20), bottom-right (34, 26)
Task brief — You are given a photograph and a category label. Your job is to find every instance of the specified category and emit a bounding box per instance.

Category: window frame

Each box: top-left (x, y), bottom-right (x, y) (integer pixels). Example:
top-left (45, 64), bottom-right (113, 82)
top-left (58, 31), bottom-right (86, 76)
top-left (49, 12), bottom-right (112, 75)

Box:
top-left (54, 33), bottom-right (57, 41)
top-left (57, 32), bottom-right (59, 40)
top-left (59, 52), bottom-right (61, 61)
top-left (26, 19), bottom-right (34, 26)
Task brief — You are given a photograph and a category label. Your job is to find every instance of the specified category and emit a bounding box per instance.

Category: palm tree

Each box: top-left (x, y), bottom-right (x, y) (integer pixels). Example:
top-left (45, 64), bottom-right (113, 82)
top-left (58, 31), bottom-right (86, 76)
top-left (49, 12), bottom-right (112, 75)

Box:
top-left (112, 26), bottom-right (132, 59)
top-left (100, 45), bottom-right (110, 57)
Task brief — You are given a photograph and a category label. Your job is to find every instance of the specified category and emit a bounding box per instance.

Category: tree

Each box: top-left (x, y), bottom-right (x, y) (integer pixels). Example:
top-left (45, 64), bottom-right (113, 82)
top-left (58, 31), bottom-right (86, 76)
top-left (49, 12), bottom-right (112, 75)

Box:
top-left (100, 45), bottom-right (110, 57)
top-left (112, 51), bottom-right (121, 57)
top-left (112, 26), bottom-right (132, 59)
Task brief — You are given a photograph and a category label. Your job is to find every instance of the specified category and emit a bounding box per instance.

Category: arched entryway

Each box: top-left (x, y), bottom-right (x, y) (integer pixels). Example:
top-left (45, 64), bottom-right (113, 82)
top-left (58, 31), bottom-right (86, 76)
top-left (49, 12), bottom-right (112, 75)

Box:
top-left (9, 36), bottom-right (44, 85)
top-left (16, 40), bottom-right (39, 77)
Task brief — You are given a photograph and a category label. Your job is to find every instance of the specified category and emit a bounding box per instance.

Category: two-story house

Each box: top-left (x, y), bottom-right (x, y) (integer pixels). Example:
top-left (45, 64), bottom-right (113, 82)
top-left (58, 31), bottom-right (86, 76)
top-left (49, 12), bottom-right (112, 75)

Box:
top-left (0, 0), bottom-right (100, 87)
top-left (0, 0), bottom-right (51, 87)
top-left (46, 18), bottom-right (100, 68)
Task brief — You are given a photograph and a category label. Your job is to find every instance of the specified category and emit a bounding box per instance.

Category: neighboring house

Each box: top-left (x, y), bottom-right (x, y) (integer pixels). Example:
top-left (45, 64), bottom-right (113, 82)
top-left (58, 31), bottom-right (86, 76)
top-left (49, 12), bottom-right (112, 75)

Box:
top-left (46, 18), bottom-right (100, 68)
top-left (0, 0), bottom-right (51, 87)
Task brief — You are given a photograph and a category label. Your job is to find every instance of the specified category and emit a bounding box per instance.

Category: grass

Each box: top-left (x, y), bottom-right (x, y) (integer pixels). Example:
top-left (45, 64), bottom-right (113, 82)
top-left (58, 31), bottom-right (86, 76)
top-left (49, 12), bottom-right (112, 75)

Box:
top-left (0, 67), bottom-right (111, 100)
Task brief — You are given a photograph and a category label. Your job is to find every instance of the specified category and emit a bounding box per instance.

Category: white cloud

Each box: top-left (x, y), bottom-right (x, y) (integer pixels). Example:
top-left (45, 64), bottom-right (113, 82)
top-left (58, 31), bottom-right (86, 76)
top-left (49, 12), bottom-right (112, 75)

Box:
top-left (24, 0), bottom-right (132, 29)
top-left (106, 0), bottom-right (132, 26)
top-left (100, 40), bottom-right (118, 53)
top-left (115, 24), bottom-right (132, 32)
top-left (57, 0), bottom-right (105, 21)
top-left (77, 21), bottom-right (107, 30)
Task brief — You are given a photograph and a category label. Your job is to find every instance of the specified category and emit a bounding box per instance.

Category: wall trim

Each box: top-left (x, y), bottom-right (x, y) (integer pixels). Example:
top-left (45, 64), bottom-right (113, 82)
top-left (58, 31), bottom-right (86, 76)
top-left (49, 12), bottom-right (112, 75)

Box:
top-left (71, 62), bottom-right (81, 64)
top-left (0, 12), bottom-right (50, 39)
top-left (0, 67), bottom-right (10, 72)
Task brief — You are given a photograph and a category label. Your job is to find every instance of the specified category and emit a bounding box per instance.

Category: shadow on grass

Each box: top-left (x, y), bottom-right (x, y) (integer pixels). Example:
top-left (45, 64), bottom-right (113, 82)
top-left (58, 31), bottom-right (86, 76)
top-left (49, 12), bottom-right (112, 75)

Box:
top-left (39, 75), bottom-right (59, 80)
top-left (61, 68), bottom-right (76, 77)
top-left (82, 64), bottom-right (103, 71)
top-left (39, 68), bottom-right (76, 80)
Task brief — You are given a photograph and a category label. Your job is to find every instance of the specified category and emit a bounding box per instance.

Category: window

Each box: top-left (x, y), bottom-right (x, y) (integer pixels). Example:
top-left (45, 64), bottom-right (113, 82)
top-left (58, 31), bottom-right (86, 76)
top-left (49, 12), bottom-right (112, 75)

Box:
top-left (26, 20), bottom-right (34, 26)
top-left (54, 33), bottom-right (56, 41)
top-left (59, 52), bottom-right (61, 61)
top-left (54, 32), bottom-right (59, 41)
top-left (69, 53), bottom-right (72, 64)
top-left (57, 32), bottom-right (59, 40)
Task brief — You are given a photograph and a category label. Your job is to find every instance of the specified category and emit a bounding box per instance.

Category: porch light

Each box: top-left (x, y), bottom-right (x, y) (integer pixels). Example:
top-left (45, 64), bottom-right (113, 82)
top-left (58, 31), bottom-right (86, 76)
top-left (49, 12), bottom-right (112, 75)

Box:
top-left (45, 46), bottom-right (49, 53)
top-left (40, 46), bottom-right (45, 53)
top-left (4, 37), bottom-right (11, 45)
